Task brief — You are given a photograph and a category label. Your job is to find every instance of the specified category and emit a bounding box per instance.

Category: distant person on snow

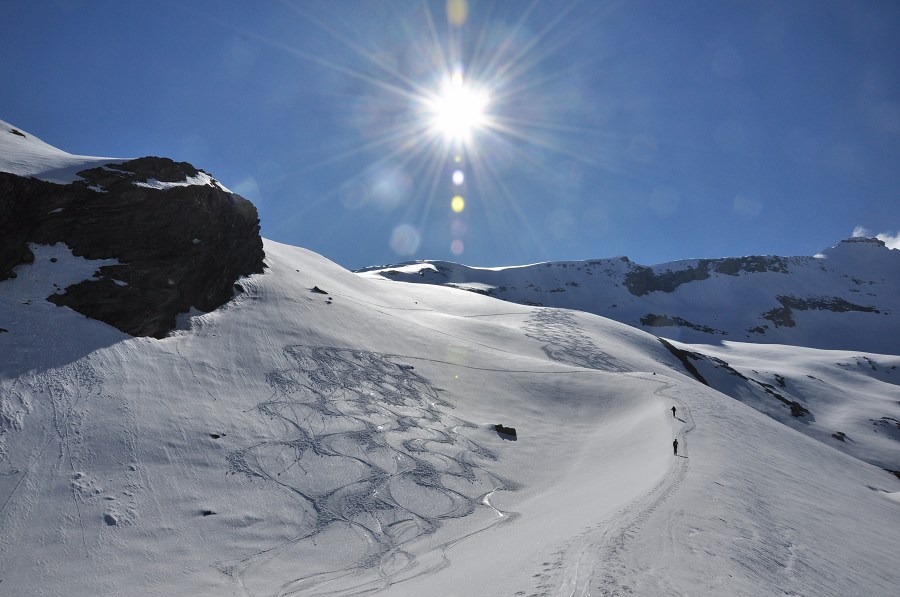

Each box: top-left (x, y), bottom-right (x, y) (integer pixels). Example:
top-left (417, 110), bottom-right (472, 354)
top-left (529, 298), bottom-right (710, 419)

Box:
top-left (671, 406), bottom-right (677, 418)
top-left (673, 438), bottom-right (679, 455)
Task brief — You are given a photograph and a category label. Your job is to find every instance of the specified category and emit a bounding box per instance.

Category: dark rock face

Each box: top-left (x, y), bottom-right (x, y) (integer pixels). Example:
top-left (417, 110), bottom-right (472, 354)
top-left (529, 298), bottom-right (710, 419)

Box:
top-left (624, 264), bottom-right (712, 296)
top-left (762, 294), bottom-right (880, 328)
top-left (624, 256), bottom-right (790, 296)
top-left (494, 424), bottom-right (517, 439)
top-left (640, 313), bottom-right (726, 335)
top-left (0, 156), bottom-right (265, 338)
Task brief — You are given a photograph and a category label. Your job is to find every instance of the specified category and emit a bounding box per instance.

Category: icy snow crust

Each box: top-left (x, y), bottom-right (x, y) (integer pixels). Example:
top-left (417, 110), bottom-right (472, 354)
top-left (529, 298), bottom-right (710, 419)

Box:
top-left (1, 239), bottom-right (898, 595)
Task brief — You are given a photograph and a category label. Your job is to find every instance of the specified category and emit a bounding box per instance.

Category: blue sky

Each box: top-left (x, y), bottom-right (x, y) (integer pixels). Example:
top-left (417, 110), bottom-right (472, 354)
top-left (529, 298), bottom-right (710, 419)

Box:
top-left (2, 0), bottom-right (899, 269)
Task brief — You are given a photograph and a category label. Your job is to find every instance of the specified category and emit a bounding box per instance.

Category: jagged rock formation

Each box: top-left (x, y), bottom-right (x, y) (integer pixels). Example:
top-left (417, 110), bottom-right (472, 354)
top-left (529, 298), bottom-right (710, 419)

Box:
top-left (0, 156), bottom-right (264, 338)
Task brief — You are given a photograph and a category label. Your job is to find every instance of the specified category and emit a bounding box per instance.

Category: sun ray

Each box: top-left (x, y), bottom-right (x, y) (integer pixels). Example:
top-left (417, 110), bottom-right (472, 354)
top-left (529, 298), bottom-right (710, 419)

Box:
top-left (476, 0), bottom-right (542, 81)
top-left (289, 119), bottom-right (433, 176)
top-left (278, 0), bottom-right (444, 100)
top-left (464, 140), bottom-right (553, 261)
top-left (488, 113), bottom-right (611, 136)
top-left (481, 121), bottom-right (606, 168)
top-left (420, 0), bottom-right (454, 77)
top-left (186, 0), bottom-right (635, 262)
top-left (482, 0), bottom-right (587, 92)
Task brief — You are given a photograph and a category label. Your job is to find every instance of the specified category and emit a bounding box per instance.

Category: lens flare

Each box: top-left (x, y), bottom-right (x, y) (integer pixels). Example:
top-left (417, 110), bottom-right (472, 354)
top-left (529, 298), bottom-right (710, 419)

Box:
top-left (274, 0), bottom-right (602, 267)
top-left (446, 0), bottom-right (468, 26)
top-left (390, 224), bottom-right (421, 256)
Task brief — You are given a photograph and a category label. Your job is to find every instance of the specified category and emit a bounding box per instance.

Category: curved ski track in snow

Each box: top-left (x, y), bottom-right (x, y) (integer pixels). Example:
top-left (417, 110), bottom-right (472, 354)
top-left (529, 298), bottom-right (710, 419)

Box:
top-left (223, 344), bottom-right (520, 596)
top-left (521, 308), bottom-right (695, 596)
top-left (523, 376), bottom-right (693, 597)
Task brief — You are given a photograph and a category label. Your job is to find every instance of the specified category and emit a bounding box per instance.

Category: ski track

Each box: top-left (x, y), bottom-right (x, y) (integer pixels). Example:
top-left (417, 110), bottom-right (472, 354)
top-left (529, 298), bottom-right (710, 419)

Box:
top-left (524, 309), bottom-right (630, 373)
top-left (0, 360), bottom-right (104, 563)
top-left (224, 344), bottom-right (520, 596)
top-left (519, 376), bottom-right (693, 597)
top-left (520, 309), bottom-right (695, 596)
top-left (1, 307), bottom-right (689, 596)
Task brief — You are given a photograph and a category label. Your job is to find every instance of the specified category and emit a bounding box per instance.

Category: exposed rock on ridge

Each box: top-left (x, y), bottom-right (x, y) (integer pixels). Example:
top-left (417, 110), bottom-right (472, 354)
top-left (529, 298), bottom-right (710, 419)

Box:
top-left (623, 255), bottom-right (791, 296)
top-left (0, 156), bottom-right (265, 338)
top-left (357, 239), bottom-right (899, 354)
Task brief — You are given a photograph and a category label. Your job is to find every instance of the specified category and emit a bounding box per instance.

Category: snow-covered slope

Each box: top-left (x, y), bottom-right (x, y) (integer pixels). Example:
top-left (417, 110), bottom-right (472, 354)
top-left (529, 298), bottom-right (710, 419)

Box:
top-left (2, 239), bottom-right (899, 596)
top-left (0, 119), bottom-right (229, 191)
top-left (358, 237), bottom-right (900, 355)
top-left (668, 339), bottom-right (900, 472)
top-left (0, 118), bottom-right (118, 184)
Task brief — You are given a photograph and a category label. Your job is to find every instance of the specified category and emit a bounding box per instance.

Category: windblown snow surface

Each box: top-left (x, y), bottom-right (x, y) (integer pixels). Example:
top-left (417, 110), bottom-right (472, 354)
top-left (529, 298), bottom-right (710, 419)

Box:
top-left (1, 240), bottom-right (899, 596)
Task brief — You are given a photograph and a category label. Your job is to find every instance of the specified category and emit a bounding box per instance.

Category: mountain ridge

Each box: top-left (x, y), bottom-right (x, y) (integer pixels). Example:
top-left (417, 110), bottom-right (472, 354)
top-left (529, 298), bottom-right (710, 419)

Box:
top-left (359, 236), bottom-right (900, 355)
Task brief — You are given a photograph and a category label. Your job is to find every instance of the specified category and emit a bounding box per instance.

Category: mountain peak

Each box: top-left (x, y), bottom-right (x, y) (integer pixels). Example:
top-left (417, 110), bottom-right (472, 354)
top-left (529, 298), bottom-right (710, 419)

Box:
top-left (835, 236), bottom-right (887, 249)
top-left (815, 235), bottom-right (895, 267)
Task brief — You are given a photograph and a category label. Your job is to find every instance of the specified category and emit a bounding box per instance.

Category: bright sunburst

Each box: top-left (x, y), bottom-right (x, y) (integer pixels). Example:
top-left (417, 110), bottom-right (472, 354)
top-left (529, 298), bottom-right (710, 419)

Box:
top-left (426, 71), bottom-right (490, 144)
top-left (269, 0), bottom-right (595, 261)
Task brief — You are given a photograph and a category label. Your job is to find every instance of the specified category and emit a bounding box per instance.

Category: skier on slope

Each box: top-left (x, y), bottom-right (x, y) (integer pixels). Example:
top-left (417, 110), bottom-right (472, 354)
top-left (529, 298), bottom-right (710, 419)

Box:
top-left (673, 438), bottom-right (679, 455)
top-left (671, 406), bottom-right (677, 418)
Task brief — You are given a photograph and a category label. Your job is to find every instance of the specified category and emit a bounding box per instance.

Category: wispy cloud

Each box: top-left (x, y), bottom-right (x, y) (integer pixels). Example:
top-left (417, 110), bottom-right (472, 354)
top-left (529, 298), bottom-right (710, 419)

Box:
top-left (852, 226), bottom-right (900, 249)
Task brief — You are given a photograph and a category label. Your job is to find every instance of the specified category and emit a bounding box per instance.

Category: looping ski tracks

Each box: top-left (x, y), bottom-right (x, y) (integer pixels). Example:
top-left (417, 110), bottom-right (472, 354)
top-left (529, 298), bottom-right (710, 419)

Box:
top-left (225, 344), bottom-right (519, 596)
top-left (524, 309), bottom-right (630, 373)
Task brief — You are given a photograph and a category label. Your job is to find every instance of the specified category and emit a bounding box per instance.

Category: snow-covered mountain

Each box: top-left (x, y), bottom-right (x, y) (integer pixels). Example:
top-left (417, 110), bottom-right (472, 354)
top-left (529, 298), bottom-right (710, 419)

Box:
top-left (2, 121), bottom-right (899, 596)
top-left (359, 237), bottom-right (900, 355)
top-left (359, 241), bottom-right (900, 476)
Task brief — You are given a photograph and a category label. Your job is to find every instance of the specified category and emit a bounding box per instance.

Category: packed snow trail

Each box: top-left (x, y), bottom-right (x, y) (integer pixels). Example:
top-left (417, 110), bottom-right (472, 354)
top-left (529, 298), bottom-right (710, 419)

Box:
top-left (520, 375), bottom-right (694, 597)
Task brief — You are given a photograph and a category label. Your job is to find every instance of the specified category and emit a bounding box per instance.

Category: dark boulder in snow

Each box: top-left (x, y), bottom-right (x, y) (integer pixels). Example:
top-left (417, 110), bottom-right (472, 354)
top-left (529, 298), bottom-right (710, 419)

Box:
top-left (0, 156), bottom-right (265, 338)
top-left (495, 424), bottom-right (517, 439)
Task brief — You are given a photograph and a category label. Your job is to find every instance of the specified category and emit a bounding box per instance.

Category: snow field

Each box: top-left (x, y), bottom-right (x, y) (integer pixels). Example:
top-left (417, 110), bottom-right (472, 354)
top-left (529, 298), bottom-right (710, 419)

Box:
top-left (1, 239), bottom-right (899, 596)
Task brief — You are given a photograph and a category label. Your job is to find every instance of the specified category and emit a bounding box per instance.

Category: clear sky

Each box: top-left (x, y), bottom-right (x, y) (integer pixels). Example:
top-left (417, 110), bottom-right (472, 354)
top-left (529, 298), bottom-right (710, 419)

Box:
top-left (3, 0), bottom-right (899, 269)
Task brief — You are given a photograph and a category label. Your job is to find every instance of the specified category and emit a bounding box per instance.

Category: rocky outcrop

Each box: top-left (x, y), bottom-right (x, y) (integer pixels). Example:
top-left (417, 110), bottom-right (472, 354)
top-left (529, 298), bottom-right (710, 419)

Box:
top-left (640, 313), bottom-right (726, 335)
top-left (0, 156), bottom-right (265, 338)
top-left (494, 424), bottom-right (517, 439)
top-left (624, 256), bottom-right (791, 296)
top-left (359, 237), bottom-right (899, 353)
top-left (761, 295), bottom-right (881, 328)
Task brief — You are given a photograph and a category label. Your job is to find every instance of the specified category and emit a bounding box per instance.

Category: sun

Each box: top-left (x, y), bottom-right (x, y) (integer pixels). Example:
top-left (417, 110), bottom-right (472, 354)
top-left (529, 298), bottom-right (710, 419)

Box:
top-left (426, 71), bottom-right (490, 144)
top-left (272, 0), bottom-right (598, 261)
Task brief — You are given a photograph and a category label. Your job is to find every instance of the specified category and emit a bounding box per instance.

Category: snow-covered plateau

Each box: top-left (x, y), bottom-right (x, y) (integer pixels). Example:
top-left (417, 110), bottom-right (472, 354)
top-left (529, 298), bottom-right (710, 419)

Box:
top-left (1, 120), bottom-right (899, 596)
